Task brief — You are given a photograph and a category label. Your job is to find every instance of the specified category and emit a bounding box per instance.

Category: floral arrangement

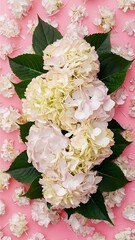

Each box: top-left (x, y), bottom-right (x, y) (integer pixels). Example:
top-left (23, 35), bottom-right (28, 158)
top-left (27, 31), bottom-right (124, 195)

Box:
top-left (6, 16), bottom-right (133, 226)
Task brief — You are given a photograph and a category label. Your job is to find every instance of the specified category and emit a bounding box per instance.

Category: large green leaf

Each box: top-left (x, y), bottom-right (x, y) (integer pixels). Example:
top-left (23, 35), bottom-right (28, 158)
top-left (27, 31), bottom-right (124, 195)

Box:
top-left (9, 54), bottom-right (45, 81)
top-left (24, 177), bottom-right (43, 199)
top-left (97, 162), bottom-right (129, 192)
top-left (19, 122), bottom-right (34, 143)
top-left (98, 53), bottom-right (132, 93)
top-left (13, 79), bottom-right (31, 99)
top-left (85, 32), bottom-right (111, 55)
top-left (65, 191), bottom-right (113, 224)
top-left (6, 151), bottom-right (41, 184)
top-left (108, 119), bottom-right (124, 132)
top-left (32, 17), bottom-right (62, 55)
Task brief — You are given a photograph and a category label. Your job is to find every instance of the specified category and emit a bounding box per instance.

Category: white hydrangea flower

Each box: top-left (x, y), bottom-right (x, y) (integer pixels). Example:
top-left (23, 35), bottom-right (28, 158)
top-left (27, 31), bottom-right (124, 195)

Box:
top-left (0, 14), bottom-right (20, 38)
top-left (115, 156), bottom-right (135, 181)
top-left (9, 212), bottom-right (28, 237)
top-left (0, 200), bottom-right (6, 215)
top-left (12, 186), bottom-right (30, 206)
top-left (43, 37), bottom-right (99, 78)
top-left (69, 5), bottom-right (88, 22)
top-left (0, 106), bottom-right (20, 133)
top-left (40, 170), bottom-right (102, 209)
top-left (117, 0), bottom-right (135, 12)
top-left (66, 22), bottom-right (89, 40)
top-left (66, 213), bottom-right (95, 236)
top-left (103, 188), bottom-right (125, 208)
top-left (1, 139), bottom-right (19, 162)
top-left (31, 199), bottom-right (60, 227)
top-left (41, 0), bottom-right (63, 15)
top-left (129, 97), bottom-right (135, 118)
top-left (0, 73), bottom-right (15, 98)
top-left (0, 171), bottom-right (10, 192)
top-left (123, 202), bottom-right (135, 221)
top-left (111, 44), bottom-right (134, 61)
top-left (123, 19), bottom-right (135, 36)
top-left (27, 233), bottom-right (46, 240)
top-left (115, 228), bottom-right (135, 239)
top-left (111, 87), bottom-right (128, 105)
top-left (7, 0), bottom-right (33, 18)
top-left (121, 125), bottom-right (133, 142)
top-left (0, 43), bottom-right (14, 60)
top-left (94, 6), bottom-right (115, 32)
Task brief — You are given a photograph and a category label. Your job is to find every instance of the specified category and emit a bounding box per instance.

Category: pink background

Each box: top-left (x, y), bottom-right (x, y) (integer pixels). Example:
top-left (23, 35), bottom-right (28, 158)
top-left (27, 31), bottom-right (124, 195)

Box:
top-left (0, 0), bottom-right (135, 239)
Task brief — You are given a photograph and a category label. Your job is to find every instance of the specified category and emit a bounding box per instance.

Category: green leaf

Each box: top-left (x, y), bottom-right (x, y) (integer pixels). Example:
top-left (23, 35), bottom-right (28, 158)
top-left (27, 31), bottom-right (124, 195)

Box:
top-left (24, 176), bottom-right (43, 199)
top-left (85, 32), bottom-right (111, 55)
top-left (108, 119), bottom-right (124, 132)
top-left (13, 79), bottom-right (31, 98)
top-left (97, 162), bottom-right (129, 192)
top-left (65, 191), bottom-right (113, 224)
top-left (19, 122), bottom-right (34, 143)
top-left (98, 53), bottom-right (132, 93)
top-left (32, 16), bottom-right (62, 55)
top-left (9, 54), bottom-right (46, 81)
top-left (6, 151), bottom-right (41, 184)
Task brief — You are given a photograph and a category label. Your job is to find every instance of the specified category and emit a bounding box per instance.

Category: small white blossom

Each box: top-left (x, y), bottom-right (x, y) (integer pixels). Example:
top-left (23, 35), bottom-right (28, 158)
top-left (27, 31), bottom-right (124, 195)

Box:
top-left (121, 125), bottom-right (133, 142)
top-left (123, 19), bottom-right (135, 36)
top-left (12, 186), bottom-right (30, 206)
top-left (0, 200), bottom-right (6, 215)
top-left (111, 87), bottom-right (128, 105)
top-left (0, 15), bottom-right (20, 38)
top-left (1, 139), bottom-right (19, 162)
top-left (129, 78), bottom-right (135, 92)
top-left (115, 156), bottom-right (135, 181)
top-left (27, 19), bottom-right (38, 34)
top-left (115, 228), bottom-right (135, 239)
top-left (0, 106), bottom-right (20, 133)
top-left (103, 188), bottom-right (125, 208)
top-left (94, 6), bottom-right (115, 32)
top-left (129, 97), bottom-right (135, 117)
top-left (66, 213), bottom-right (95, 236)
top-left (111, 44), bottom-right (134, 61)
top-left (123, 202), bottom-right (135, 221)
top-left (117, 0), bottom-right (135, 12)
top-left (69, 5), bottom-right (88, 22)
top-left (0, 73), bottom-right (15, 98)
top-left (0, 171), bottom-right (10, 192)
top-left (66, 22), bottom-right (88, 40)
top-left (7, 0), bottom-right (33, 19)
top-left (9, 212), bottom-right (28, 237)
top-left (31, 199), bottom-right (60, 227)
top-left (27, 233), bottom-right (46, 240)
top-left (90, 232), bottom-right (106, 240)
top-left (0, 43), bottom-right (14, 60)
top-left (41, 0), bottom-right (63, 15)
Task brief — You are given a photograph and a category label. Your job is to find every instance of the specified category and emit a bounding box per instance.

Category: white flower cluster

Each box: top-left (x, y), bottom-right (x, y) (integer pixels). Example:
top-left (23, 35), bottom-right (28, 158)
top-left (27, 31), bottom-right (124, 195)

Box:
top-left (115, 228), bottom-right (135, 240)
top-left (0, 171), bottom-right (10, 192)
top-left (0, 15), bottom-right (20, 38)
top-left (0, 199), bottom-right (6, 215)
top-left (31, 199), bottom-right (60, 227)
top-left (66, 22), bottom-right (88, 40)
top-left (41, 0), bottom-right (63, 15)
top-left (7, 0), bottom-right (33, 18)
top-left (123, 202), bottom-right (135, 221)
top-left (23, 36), bottom-right (115, 209)
top-left (94, 6), bottom-right (115, 32)
top-left (111, 44), bottom-right (134, 61)
top-left (0, 44), bottom-right (14, 60)
top-left (66, 213), bottom-right (95, 236)
top-left (12, 186), bottom-right (30, 206)
top-left (9, 212), bottom-right (28, 237)
top-left (0, 106), bottom-right (20, 133)
top-left (123, 19), bottom-right (135, 36)
top-left (27, 233), bottom-right (46, 240)
top-left (115, 156), bottom-right (135, 181)
top-left (69, 5), bottom-right (88, 22)
top-left (1, 139), bottom-right (19, 162)
top-left (103, 188), bottom-right (125, 208)
top-left (117, 0), bottom-right (135, 12)
top-left (111, 87), bottom-right (128, 106)
top-left (0, 73), bottom-right (15, 98)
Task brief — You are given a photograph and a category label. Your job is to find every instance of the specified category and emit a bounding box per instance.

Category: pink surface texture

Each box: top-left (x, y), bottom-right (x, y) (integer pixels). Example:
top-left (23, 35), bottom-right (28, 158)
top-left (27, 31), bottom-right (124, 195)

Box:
top-left (0, 0), bottom-right (135, 239)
